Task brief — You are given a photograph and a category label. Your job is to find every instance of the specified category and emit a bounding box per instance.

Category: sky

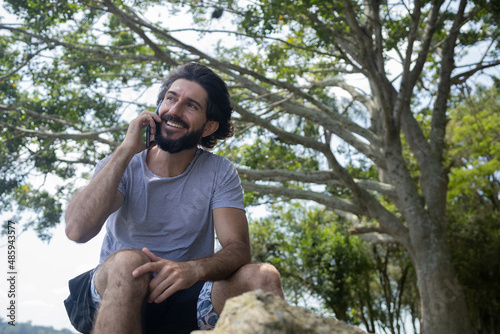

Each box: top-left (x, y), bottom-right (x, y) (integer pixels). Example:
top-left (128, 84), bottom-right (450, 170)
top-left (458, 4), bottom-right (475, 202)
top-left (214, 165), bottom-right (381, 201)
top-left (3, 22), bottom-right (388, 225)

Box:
top-left (0, 223), bottom-right (104, 331)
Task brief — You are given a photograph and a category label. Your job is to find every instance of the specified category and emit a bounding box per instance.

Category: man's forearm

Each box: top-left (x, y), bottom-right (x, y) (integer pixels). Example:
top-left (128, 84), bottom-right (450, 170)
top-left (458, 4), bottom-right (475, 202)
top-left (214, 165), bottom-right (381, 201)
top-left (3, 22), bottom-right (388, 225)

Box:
top-left (65, 145), bottom-right (134, 243)
top-left (192, 241), bottom-right (252, 282)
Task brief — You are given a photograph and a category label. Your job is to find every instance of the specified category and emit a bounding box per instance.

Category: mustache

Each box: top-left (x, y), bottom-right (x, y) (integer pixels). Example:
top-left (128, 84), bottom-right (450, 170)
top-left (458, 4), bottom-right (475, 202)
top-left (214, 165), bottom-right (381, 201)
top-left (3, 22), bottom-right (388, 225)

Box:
top-left (158, 113), bottom-right (189, 129)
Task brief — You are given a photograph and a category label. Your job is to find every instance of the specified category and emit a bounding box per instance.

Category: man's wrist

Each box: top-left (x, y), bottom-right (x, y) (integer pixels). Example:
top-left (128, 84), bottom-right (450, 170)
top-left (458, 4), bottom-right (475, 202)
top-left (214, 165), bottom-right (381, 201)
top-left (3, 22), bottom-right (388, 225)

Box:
top-left (114, 142), bottom-right (138, 162)
top-left (187, 259), bottom-right (209, 282)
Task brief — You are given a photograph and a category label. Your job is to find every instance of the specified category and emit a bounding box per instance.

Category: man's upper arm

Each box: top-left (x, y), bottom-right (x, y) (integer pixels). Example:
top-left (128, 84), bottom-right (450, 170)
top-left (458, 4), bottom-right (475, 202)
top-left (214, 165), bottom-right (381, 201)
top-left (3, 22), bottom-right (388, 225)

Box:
top-left (94, 155), bottom-right (125, 215)
top-left (84, 189), bottom-right (123, 242)
top-left (107, 190), bottom-right (124, 217)
top-left (213, 207), bottom-right (250, 250)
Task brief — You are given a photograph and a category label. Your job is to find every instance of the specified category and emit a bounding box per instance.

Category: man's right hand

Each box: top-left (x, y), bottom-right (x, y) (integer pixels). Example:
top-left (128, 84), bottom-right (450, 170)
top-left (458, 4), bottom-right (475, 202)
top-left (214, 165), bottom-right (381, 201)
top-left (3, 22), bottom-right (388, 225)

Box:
top-left (121, 110), bottom-right (162, 155)
top-left (65, 109), bottom-right (159, 243)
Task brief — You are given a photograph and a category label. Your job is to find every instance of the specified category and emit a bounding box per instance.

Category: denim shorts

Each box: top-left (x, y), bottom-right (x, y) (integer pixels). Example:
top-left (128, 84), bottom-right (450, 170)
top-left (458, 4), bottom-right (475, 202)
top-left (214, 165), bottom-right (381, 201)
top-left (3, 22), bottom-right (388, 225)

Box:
top-left (64, 268), bottom-right (219, 333)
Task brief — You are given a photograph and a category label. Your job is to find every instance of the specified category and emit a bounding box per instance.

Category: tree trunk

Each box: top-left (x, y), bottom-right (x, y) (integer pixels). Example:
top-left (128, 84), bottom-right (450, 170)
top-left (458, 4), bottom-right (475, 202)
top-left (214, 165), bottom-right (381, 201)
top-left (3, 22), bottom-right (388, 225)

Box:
top-left (382, 132), bottom-right (472, 333)
top-left (410, 217), bottom-right (471, 334)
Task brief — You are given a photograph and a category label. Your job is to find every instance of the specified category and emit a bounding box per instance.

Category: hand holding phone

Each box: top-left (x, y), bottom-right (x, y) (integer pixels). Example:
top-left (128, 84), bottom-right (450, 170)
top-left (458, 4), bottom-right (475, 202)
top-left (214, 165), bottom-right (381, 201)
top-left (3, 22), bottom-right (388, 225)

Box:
top-left (146, 99), bottom-right (163, 148)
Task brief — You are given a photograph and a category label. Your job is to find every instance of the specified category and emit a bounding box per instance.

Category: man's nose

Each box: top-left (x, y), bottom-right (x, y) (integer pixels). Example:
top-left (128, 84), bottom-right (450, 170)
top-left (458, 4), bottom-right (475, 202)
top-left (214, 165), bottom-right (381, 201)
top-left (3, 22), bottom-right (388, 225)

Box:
top-left (167, 101), bottom-right (183, 117)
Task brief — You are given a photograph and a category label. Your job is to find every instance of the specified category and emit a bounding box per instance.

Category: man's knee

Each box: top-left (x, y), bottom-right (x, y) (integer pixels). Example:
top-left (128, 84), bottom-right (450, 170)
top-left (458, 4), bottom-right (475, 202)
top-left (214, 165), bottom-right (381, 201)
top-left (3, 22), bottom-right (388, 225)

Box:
top-left (212, 263), bottom-right (284, 314)
top-left (105, 249), bottom-right (150, 271)
top-left (95, 249), bottom-right (151, 297)
top-left (238, 263), bottom-right (283, 297)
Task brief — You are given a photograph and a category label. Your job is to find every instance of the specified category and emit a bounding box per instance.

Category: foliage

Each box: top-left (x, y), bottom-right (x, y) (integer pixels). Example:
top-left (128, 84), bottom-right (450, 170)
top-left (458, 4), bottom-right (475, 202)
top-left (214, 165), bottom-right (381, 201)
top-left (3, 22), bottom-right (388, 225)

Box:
top-left (447, 198), bottom-right (500, 334)
top-left (447, 85), bottom-right (500, 204)
top-left (0, 0), bottom-right (499, 332)
top-left (446, 85), bottom-right (500, 334)
top-left (1, 1), bottom-right (128, 238)
top-left (250, 204), bottom-right (419, 334)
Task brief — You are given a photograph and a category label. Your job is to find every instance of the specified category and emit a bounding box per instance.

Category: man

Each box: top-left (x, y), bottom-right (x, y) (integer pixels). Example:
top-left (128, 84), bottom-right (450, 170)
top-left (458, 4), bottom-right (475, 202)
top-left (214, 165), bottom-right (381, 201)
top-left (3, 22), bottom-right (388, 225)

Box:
top-left (63, 63), bottom-right (284, 334)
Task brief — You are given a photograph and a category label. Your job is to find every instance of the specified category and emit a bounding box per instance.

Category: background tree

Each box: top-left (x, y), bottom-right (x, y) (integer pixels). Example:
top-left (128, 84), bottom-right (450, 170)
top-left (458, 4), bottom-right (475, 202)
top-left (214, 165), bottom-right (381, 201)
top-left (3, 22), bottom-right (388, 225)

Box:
top-left (249, 85), bottom-right (500, 334)
top-left (1, 1), bottom-right (499, 332)
top-left (446, 85), bottom-right (500, 334)
top-left (250, 204), bottom-right (419, 334)
top-left (0, 317), bottom-right (73, 334)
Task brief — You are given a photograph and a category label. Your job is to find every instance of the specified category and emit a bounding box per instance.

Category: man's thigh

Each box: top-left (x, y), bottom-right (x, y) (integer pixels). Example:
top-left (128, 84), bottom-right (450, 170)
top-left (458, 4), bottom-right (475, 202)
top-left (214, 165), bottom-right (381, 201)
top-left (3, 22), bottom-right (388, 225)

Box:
top-left (94, 249), bottom-right (202, 333)
top-left (65, 268), bottom-right (205, 334)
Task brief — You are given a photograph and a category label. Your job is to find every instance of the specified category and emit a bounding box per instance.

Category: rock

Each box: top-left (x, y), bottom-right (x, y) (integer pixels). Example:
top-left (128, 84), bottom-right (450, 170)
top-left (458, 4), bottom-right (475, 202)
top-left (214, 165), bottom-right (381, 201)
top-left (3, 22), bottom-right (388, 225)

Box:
top-left (192, 290), bottom-right (366, 334)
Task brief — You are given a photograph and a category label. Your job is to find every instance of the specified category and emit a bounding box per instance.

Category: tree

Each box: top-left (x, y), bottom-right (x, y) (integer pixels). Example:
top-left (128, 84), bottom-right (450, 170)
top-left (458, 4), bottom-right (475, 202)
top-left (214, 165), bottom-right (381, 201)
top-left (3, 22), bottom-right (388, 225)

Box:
top-left (0, 317), bottom-right (74, 333)
top-left (250, 204), bottom-right (420, 334)
top-left (0, 0), bottom-right (498, 332)
top-left (446, 85), bottom-right (500, 333)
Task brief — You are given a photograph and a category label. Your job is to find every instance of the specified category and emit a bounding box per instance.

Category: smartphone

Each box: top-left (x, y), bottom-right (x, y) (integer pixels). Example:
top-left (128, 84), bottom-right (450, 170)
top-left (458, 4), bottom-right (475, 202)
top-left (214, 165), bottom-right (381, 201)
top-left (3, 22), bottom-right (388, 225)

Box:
top-left (146, 99), bottom-right (163, 148)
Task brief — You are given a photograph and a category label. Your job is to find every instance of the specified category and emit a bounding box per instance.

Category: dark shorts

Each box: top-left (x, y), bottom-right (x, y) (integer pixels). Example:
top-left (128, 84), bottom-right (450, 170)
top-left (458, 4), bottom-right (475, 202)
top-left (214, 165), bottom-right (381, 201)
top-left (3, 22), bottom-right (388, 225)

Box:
top-left (64, 268), bottom-right (205, 334)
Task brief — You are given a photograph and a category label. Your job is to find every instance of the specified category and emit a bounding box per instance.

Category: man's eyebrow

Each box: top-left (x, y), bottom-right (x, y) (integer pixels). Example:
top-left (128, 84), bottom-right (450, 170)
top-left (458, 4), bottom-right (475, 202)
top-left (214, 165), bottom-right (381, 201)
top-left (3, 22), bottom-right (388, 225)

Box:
top-left (166, 90), bottom-right (205, 109)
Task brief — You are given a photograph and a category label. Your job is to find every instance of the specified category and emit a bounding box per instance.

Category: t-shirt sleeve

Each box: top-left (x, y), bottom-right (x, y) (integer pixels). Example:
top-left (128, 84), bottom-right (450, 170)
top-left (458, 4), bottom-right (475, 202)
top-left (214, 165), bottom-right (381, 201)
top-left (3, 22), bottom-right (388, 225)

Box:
top-left (212, 159), bottom-right (245, 211)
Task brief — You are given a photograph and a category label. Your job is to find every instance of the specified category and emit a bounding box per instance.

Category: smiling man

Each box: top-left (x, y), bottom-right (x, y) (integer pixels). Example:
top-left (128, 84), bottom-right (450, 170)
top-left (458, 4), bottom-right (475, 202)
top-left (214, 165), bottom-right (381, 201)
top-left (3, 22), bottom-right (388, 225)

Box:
top-left (63, 63), bottom-right (284, 334)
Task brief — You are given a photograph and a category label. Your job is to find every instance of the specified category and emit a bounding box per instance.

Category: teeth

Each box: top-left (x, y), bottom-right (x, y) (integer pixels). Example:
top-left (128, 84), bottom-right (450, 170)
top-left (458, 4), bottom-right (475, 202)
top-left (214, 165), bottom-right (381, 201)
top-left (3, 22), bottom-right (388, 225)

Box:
top-left (167, 121), bottom-right (184, 129)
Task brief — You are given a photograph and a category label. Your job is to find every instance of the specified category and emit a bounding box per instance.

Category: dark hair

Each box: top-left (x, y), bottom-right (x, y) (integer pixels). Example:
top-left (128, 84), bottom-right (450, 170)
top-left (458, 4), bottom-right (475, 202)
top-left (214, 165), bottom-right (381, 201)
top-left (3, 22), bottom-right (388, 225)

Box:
top-left (157, 63), bottom-right (234, 149)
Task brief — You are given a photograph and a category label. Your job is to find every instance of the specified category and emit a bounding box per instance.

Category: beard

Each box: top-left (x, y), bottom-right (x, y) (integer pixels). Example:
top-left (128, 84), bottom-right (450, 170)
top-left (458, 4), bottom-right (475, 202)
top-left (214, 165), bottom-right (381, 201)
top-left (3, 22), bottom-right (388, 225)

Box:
top-left (153, 115), bottom-right (205, 154)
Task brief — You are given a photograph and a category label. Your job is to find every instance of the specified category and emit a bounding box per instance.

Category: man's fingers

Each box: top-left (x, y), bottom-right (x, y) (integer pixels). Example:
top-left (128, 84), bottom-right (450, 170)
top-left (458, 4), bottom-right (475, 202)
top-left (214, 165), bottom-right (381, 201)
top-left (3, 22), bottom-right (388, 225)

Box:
top-left (142, 247), bottom-right (160, 262)
top-left (148, 273), bottom-right (172, 303)
top-left (132, 248), bottom-right (165, 277)
top-left (150, 281), bottom-right (181, 304)
top-left (137, 110), bottom-right (160, 132)
top-left (132, 262), bottom-right (156, 278)
top-left (145, 110), bottom-right (161, 129)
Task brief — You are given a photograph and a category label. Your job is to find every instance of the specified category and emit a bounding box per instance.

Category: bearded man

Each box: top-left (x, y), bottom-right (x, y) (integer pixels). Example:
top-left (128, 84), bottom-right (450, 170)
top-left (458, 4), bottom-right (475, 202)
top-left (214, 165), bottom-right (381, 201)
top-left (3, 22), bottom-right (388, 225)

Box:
top-left (63, 63), bottom-right (284, 334)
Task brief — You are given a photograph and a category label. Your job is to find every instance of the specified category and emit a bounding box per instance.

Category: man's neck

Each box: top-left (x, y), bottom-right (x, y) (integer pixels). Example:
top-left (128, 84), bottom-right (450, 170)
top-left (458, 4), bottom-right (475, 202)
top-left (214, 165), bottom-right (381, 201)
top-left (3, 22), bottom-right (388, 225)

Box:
top-left (146, 146), bottom-right (198, 177)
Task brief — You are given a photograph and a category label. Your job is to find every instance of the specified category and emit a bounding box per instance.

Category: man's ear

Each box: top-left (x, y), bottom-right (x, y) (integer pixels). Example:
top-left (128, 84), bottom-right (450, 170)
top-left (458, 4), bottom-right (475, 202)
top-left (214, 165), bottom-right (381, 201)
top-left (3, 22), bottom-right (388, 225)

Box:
top-left (202, 120), bottom-right (219, 137)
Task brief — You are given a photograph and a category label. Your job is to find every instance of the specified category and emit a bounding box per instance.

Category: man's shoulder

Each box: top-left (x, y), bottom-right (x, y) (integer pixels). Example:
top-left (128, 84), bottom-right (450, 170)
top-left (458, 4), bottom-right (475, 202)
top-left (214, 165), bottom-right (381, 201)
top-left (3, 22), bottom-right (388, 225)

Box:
top-left (196, 149), bottom-right (235, 168)
top-left (123, 151), bottom-right (146, 173)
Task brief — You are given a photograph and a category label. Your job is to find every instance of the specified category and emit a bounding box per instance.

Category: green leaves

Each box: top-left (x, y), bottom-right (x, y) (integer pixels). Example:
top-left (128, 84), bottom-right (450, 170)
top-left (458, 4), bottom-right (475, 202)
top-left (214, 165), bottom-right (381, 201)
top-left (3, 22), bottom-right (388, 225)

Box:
top-left (447, 85), bottom-right (500, 200)
top-left (0, 2), bottom-right (497, 330)
top-left (250, 203), bottom-right (418, 330)
top-left (250, 205), bottom-right (369, 317)
top-left (4, 0), bottom-right (82, 31)
top-left (232, 137), bottom-right (319, 171)
top-left (444, 85), bottom-right (500, 333)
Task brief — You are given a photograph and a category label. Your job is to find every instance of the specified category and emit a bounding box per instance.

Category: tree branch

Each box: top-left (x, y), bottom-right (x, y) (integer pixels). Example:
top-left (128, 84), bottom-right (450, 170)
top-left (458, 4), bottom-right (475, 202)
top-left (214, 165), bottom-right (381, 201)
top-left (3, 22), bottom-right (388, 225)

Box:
top-left (237, 168), bottom-right (396, 196)
top-left (0, 104), bottom-right (84, 131)
top-left (233, 103), bottom-right (330, 153)
top-left (450, 60), bottom-right (500, 85)
top-left (0, 47), bottom-right (48, 80)
top-left (99, 3), bottom-right (384, 167)
top-left (355, 232), bottom-right (398, 244)
top-left (101, 0), bottom-right (179, 65)
top-left (397, 4), bottom-right (442, 169)
top-left (57, 158), bottom-right (97, 165)
top-left (5, 124), bottom-right (123, 147)
top-left (0, 25), bottom-right (161, 66)
top-left (349, 225), bottom-right (384, 234)
top-left (236, 87), bottom-right (385, 166)
top-left (307, 78), bottom-right (381, 146)
top-left (323, 149), bottom-right (409, 243)
top-left (240, 180), bottom-right (363, 215)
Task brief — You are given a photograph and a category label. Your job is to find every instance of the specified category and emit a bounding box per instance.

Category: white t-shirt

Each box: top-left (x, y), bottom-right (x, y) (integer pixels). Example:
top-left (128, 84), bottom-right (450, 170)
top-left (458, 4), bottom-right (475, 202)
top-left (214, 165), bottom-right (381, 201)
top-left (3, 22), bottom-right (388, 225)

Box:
top-left (94, 148), bottom-right (245, 263)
